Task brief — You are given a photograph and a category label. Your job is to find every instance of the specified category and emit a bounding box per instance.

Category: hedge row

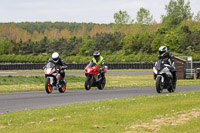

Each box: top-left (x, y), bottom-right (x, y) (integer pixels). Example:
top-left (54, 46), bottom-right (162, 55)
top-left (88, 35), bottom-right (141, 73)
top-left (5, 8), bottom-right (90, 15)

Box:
top-left (0, 52), bottom-right (199, 63)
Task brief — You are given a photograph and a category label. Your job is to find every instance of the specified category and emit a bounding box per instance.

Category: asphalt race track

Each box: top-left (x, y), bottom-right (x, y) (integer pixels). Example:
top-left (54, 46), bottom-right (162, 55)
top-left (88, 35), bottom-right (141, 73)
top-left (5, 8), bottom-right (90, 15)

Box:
top-left (0, 86), bottom-right (199, 114)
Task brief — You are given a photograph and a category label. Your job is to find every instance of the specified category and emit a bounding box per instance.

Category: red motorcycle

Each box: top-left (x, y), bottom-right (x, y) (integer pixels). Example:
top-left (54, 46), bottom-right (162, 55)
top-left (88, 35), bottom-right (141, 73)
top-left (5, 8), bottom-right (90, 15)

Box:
top-left (44, 62), bottom-right (66, 94)
top-left (84, 62), bottom-right (107, 90)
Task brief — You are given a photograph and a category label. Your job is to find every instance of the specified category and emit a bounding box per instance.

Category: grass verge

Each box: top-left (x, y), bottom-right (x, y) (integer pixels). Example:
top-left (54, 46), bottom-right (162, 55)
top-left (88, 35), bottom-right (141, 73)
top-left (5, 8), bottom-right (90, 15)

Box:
top-left (0, 74), bottom-right (200, 93)
top-left (0, 91), bottom-right (200, 132)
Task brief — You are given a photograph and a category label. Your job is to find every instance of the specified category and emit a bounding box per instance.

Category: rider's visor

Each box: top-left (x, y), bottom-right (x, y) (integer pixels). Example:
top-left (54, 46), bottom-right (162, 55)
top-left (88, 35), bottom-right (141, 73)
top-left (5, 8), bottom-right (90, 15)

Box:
top-left (159, 51), bottom-right (165, 56)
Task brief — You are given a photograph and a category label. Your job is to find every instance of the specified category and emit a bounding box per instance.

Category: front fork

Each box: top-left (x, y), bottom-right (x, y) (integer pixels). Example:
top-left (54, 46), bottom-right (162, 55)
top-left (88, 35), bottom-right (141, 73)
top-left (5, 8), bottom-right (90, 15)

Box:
top-left (47, 77), bottom-right (54, 85)
top-left (86, 74), bottom-right (93, 84)
top-left (47, 77), bottom-right (59, 90)
top-left (157, 75), bottom-right (165, 86)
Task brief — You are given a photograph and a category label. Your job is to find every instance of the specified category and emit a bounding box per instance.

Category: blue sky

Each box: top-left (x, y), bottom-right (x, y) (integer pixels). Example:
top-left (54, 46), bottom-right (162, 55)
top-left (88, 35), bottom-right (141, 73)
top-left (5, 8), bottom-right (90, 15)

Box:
top-left (0, 0), bottom-right (199, 23)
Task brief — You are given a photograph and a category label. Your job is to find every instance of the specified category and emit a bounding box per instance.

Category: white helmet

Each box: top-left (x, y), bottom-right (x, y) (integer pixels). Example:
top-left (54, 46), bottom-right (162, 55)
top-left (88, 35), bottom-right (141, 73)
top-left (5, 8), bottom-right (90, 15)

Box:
top-left (159, 46), bottom-right (167, 56)
top-left (52, 52), bottom-right (59, 63)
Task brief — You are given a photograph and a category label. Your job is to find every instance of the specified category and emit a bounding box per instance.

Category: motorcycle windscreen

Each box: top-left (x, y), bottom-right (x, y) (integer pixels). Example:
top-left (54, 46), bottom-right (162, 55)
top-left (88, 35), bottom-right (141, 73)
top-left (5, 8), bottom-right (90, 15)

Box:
top-left (155, 59), bottom-right (164, 71)
top-left (88, 62), bottom-right (97, 67)
top-left (45, 62), bottom-right (56, 74)
top-left (46, 62), bottom-right (55, 68)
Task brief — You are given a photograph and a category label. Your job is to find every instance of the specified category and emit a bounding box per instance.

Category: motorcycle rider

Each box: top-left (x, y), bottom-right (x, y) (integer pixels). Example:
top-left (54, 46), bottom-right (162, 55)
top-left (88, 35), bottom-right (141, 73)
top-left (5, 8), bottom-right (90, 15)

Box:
top-left (48, 52), bottom-right (67, 83)
top-left (90, 51), bottom-right (105, 79)
top-left (157, 46), bottom-right (177, 85)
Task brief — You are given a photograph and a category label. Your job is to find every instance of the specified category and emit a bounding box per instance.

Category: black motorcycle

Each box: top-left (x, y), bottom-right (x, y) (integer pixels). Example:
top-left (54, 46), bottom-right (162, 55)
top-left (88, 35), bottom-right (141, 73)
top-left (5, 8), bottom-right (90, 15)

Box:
top-left (153, 59), bottom-right (176, 93)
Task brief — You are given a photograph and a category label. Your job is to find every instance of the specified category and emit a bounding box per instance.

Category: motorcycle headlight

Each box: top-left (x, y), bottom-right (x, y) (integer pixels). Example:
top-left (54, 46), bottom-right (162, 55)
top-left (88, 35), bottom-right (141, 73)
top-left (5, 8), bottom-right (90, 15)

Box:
top-left (88, 69), bottom-right (92, 73)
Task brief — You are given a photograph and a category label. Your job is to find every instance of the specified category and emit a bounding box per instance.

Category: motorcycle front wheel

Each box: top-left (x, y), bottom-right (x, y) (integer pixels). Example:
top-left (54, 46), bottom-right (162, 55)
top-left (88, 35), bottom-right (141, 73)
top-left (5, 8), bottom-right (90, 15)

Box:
top-left (45, 78), bottom-right (53, 94)
top-left (156, 76), bottom-right (163, 93)
top-left (85, 76), bottom-right (92, 90)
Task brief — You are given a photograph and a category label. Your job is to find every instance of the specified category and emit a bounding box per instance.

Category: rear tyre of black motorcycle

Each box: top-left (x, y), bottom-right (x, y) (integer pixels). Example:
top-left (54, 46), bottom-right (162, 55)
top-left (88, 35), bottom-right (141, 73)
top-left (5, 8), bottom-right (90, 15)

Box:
top-left (85, 77), bottom-right (91, 90)
top-left (45, 78), bottom-right (53, 94)
top-left (168, 81), bottom-right (176, 93)
top-left (59, 82), bottom-right (66, 93)
top-left (156, 76), bottom-right (163, 93)
top-left (98, 77), bottom-right (106, 90)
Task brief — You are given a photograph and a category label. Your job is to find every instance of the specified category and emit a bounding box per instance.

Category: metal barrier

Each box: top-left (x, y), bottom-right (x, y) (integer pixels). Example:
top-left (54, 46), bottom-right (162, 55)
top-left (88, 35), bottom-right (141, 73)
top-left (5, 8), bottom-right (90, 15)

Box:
top-left (0, 62), bottom-right (155, 70)
top-left (0, 62), bottom-right (199, 70)
top-left (186, 61), bottom-right (200, 78)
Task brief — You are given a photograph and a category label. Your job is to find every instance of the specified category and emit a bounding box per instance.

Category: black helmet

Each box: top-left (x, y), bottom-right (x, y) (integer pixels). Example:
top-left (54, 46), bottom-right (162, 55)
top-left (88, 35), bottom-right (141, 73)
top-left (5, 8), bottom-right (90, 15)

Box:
top-left (159, 46), bottom-right (167, 56)
top-left (52, 52), bottom-right (59, 63)
top-left (93, 51), bottom-right (100, 60)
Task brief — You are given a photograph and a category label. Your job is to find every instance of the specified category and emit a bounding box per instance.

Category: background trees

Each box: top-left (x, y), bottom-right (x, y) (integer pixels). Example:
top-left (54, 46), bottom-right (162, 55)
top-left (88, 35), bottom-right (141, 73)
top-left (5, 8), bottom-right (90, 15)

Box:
top-left (136, 8), bottom-right (153, 25)
top-left (0, 0), bottom-right (200, 63)
top-left (112, 10), bottom-right (133, 32)
top-left (161, 0), bottom-right (193, 27)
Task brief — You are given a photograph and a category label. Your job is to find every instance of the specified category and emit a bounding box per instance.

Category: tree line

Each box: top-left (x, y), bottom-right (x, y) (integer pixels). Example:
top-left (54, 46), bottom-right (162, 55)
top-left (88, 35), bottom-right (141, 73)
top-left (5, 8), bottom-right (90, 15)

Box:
top-left (0, 0), bottom-right (200, 63)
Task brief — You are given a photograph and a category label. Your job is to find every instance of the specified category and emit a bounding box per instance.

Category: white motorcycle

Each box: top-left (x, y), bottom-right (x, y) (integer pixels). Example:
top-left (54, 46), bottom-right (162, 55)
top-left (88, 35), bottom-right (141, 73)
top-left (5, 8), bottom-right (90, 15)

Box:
top-left (153, 59), bottom-right (176, 93)
top-left (44, 62), bottom-right (67, 94)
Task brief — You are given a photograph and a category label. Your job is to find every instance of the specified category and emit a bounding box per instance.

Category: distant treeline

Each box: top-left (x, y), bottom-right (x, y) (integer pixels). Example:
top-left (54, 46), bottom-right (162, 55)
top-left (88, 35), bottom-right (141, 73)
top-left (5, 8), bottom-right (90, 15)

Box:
top-left (0, 22), bottom-right (159, 42)
top-left (0, 0), bottom-right (200, 63)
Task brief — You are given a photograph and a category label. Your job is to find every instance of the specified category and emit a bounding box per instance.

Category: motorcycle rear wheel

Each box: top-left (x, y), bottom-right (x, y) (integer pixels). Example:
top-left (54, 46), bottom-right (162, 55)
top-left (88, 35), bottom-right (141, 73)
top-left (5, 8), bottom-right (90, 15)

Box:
top-left (98, 77), bottom-right (106, 90)
top-left (45, 78), bottom-right (53, 94)
top-left (59, 82), bottom-right (66, 93)
top-left (168, 81), bottom-right (176, 93)
top-left (156, 76), bottom-right (163, 93)
top-left (85, 77), bottom-right (92, 90)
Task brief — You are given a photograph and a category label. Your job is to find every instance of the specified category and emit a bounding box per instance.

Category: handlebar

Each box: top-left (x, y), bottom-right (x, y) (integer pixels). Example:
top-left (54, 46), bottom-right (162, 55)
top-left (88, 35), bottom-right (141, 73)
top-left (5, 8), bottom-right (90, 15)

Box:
top-left (59, 66), bottom-right (67, 69)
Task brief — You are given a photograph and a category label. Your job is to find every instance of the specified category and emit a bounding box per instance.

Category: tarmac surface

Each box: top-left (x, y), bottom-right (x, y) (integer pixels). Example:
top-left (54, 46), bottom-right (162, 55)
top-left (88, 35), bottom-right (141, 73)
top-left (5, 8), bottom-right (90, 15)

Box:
top-left (0, 86), bottom-right (199, 114)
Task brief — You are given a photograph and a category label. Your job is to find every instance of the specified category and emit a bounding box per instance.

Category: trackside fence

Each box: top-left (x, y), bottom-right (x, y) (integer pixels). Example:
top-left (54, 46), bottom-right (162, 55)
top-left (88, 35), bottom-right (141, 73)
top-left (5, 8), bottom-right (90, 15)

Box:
top-left (0, 62), bottom-right (155, 70)
top-left (0, 62), bottom-right (200, 70)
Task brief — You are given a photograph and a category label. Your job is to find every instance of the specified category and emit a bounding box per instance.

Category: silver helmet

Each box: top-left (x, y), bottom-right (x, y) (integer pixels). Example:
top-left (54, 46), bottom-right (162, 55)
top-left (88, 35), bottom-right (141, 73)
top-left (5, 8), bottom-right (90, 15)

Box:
top-left (52, 52), bottom-right (59, 63)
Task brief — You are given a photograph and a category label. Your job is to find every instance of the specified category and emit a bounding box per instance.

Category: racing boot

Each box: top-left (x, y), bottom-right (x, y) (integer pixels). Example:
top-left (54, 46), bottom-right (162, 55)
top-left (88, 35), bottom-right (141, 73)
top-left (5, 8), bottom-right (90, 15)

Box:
top-left (172, 72), bottom-right (177, 89)
top-left (59, 78), bottom-right (63, 84)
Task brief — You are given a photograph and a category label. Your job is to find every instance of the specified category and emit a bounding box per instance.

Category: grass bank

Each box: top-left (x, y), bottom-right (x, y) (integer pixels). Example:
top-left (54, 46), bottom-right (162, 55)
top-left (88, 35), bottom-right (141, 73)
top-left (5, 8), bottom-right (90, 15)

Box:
top-left (0, 74), bottom-right (200, 93)
top-left (0, 90), bottom-right (200, 132)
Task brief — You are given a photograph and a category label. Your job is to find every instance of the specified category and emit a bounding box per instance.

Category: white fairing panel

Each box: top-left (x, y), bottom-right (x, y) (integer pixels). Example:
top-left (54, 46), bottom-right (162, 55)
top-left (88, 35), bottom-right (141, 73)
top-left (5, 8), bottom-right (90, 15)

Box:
top-left (153, 67), bottom-right (157, 74)
top-left (160, 67), bottom-right (169, 74)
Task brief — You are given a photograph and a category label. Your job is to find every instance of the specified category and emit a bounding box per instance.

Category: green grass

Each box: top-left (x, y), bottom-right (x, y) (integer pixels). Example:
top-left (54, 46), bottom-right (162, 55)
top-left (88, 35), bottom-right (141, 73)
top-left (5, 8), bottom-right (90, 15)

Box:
top-left (0, 91), bottom-right (200, 133)
top-left (0, 75), bottom-right (85, 93)
top-left (0, 75), bottom-right (85, 85)
top-left (0, 75), bottom-right (44, 85)
top-left (0, 74), bottom-right (200, 93)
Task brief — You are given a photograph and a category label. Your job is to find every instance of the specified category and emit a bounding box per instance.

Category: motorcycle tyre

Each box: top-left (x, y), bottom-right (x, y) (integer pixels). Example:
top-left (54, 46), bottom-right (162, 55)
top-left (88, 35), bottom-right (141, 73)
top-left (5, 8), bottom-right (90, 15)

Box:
top-left (168, 81), bottom-right (176, 93)
top-left (45, 78), bottom-right (53, 94)
top-left (98, 77), bottom-right (106, 90)
top-left (59, 82), bottom-right (66, 93)
top-left (156, 76), bottom-right (163, 93)
top-left (85, 77), bottom-right (92, 90)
